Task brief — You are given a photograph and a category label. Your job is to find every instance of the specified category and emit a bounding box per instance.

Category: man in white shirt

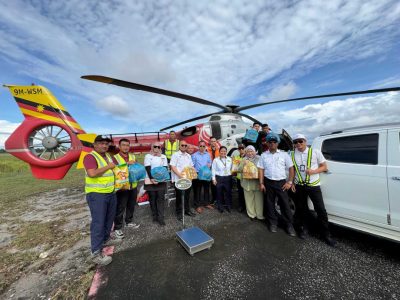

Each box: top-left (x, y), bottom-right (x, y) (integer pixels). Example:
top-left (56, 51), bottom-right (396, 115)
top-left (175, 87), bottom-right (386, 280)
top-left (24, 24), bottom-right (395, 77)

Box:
top-left (257, 133), bottom-right (296, 236)
top-left (290, 134), bottom-right (336, 246)
top-left (170, 141), bottom-right (196, 221)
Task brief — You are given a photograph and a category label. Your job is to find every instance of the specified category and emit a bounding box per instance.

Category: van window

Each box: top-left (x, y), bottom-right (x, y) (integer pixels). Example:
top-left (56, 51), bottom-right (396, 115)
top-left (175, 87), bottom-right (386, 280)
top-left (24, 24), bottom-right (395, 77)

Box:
top-left (322, 134), bottom-right (378, 164)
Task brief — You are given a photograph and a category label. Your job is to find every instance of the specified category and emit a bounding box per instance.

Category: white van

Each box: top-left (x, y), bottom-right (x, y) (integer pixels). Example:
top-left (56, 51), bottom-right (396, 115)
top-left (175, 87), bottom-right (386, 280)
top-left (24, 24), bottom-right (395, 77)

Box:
top-left (312, 123), bottom-right (400, 241)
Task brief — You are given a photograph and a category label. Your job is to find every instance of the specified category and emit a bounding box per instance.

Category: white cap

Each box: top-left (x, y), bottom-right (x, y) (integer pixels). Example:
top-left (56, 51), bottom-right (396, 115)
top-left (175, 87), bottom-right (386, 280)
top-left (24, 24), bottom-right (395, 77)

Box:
top-left (293, 133), bottom-right (307, 141)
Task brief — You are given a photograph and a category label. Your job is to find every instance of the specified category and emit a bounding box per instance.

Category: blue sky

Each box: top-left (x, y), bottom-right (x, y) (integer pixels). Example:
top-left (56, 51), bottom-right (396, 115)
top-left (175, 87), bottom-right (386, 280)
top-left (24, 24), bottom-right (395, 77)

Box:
top-left (1, 0), bottom-right (400, 147)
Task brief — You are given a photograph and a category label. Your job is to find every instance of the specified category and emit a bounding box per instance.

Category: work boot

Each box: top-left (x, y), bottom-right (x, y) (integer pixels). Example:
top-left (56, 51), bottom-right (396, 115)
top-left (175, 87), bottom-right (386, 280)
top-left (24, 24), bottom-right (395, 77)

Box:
top-left (91, 252), bottom-right (112, 266)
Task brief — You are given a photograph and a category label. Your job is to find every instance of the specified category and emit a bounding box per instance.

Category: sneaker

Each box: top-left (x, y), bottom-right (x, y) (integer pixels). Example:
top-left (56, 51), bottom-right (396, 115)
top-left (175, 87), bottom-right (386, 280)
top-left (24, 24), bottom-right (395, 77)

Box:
top-left (91, 252), bottom-right (112, 266)
top-left (287, 225), bottom-right (296, 237)
top-left (269, 224), bottom-right (278, 233)
top-left (126, 223), bottom-right (140, 229)
top-left (104, 236), bottom-right (123, 247)
top-left (114, 229), bottom-right (125, 239)
top-left (158, 220), bottom-right (166, 226)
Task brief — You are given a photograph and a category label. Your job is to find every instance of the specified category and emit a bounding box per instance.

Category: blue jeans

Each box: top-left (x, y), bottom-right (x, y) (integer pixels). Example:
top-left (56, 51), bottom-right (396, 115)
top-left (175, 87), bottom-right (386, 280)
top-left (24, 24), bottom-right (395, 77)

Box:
top-left (86, 192), bottom-right (117, 253)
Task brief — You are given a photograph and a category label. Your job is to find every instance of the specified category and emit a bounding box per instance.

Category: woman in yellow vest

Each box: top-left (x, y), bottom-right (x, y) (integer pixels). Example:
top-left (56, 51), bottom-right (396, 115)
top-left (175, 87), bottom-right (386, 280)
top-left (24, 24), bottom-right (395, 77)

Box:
top-left (83, 135), bottom-right (122, 266)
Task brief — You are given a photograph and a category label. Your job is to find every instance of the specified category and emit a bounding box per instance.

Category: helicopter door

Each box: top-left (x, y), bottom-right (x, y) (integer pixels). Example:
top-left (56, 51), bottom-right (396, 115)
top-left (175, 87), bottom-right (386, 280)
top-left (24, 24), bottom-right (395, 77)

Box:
top-left (279, 129), bottom-right (293, 151)
top-left (210, 121), bottom-right (222, 140)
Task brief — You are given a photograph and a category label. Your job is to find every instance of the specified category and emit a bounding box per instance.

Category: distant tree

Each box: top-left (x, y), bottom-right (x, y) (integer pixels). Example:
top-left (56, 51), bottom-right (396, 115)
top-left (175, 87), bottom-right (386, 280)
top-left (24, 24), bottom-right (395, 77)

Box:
top-left (0, 149), bottom-right (6, 153)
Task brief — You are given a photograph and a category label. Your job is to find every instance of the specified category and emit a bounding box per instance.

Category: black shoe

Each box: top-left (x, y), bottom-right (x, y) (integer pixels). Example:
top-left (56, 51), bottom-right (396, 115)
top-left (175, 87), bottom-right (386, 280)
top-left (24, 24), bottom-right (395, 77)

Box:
top-left (269, 224), bottom-right (277, 233)
top-left (218, 208), bottom-right (224, 213)
top-left (226, 207), bottom-right (231, 213)
top-left (237, 207), bottom-right (245, 213)
top-left (177, 215), bottom-right (182, 221)
top-left (324, 236), bottom-right (337, 247)
top-left (298, 230), bottom-right (307, 239)
top-left (185, 211), bottom-right (195, 217)
top-left (249, 217), bottom-right (256, 221)
top-left (158, 220), bottom-right (166, 226)
top-left (287, 225), bottom-right (296, 237)
top-left (152, 217), bottom-right (158, 223)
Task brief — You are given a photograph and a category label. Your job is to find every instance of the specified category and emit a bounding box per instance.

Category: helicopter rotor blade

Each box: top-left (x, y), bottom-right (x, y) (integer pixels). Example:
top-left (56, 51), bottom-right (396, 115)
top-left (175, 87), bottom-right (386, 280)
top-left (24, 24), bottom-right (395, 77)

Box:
top-left (236, 86), bottom-right (400, 112)
top-left (82, 75), bottom-right (228, 111)
top-left (160, 111), bottom-right (225, 131)
top-left (236, 112), bottom-right (261, 124)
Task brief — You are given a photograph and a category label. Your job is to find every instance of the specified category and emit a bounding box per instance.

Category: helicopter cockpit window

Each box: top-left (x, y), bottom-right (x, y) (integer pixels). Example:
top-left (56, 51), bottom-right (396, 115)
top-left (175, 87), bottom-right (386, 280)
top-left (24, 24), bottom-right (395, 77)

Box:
top-left (210, 115), bottom-right (221, 121)
top-left (180, 126), bottom-right (197, 137)
top-left (231, 125), bottom-right (236, 129)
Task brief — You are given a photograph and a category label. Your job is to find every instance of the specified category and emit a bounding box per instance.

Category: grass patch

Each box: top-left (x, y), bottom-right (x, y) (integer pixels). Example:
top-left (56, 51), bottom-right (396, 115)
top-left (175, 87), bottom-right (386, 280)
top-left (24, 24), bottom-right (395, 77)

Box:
top-left (0, 251), bottom-right (38, 294)
top-left (0, 154), bottom-right (84, 212)
top-left (49, 268), bottom-right (96, 299)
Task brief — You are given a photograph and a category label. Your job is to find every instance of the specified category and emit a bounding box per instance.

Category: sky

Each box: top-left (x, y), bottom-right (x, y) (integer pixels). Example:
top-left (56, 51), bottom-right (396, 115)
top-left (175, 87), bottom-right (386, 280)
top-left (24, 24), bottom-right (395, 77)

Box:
top-left (1, 0), bottom-right (400, 148)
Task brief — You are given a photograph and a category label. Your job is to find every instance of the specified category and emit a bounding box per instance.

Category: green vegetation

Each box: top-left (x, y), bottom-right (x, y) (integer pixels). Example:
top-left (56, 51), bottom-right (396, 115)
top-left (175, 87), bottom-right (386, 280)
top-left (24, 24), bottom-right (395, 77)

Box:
top-left (0, 153), bottom-right (84, 212)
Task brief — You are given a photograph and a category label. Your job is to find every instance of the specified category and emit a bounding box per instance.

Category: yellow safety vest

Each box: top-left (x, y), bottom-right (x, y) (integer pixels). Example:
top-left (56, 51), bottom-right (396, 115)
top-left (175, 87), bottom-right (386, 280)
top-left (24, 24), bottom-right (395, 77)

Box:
top-left (85, 151), bottom-right (115, 194)
top-left (164, 139), bottom-right (180, 159)
top-left (291, 147), bottom-right (320, 186)
top-left (114, 152), bottom-right (138, 188)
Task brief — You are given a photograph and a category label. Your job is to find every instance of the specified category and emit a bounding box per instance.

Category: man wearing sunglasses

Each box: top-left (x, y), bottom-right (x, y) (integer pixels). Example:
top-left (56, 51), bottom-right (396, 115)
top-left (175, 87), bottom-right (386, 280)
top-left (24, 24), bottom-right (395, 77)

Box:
top-left (170, 141), bottom-right (196, 220)
top-left (257, 132), bottom-right (296, 236)
top-left (290, 134), bottom-right (336, 246)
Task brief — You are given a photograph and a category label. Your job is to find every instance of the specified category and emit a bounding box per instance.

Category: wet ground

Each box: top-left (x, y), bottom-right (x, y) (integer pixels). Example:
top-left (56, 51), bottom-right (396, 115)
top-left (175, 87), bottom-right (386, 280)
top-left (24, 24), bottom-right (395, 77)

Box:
top-left (93, 198), bottom-right (400, 300)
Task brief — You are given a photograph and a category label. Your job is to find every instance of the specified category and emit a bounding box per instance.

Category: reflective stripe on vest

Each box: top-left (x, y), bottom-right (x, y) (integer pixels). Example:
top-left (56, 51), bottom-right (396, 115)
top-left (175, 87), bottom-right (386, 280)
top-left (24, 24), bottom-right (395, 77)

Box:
top-left (85, 151), bottom-right (115, 194)
top-left (291, 147), bottom-right (320, 186)
top-left (114, 153), bottom-right (138, 188)
top-left (164, 140), bottom-right (179, 159)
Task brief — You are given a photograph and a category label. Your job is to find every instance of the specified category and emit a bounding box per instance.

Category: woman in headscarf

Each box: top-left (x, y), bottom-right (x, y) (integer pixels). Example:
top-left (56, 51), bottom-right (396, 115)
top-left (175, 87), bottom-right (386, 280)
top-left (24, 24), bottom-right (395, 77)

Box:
top-left (144, 142), bottom-right (169, 226)
top-left (237, 145), bottom-right (264, 220)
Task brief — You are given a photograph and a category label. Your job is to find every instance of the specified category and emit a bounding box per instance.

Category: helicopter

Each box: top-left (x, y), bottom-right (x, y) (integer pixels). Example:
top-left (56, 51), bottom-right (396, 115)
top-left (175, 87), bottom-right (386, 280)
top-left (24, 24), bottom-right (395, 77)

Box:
top-left (4, 76), bottom-right (400, 180)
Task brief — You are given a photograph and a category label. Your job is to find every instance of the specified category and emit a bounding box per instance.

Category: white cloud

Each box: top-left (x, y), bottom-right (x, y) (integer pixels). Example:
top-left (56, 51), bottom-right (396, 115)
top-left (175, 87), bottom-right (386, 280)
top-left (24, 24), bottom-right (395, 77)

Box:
top-left (0, 120), bottom-right (20, 148)
top-left (252, 92), bottom-right (400, 142)
top-left (259, 81), bottom-right (298, 102)
top-left (95, 95), bottom-right (131, 117)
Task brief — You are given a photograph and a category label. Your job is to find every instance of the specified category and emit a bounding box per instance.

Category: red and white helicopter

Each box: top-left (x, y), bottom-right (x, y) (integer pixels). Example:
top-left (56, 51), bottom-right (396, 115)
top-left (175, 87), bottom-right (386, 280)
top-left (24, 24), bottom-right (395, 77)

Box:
top-left (4, 75), bottom-right (399, 180)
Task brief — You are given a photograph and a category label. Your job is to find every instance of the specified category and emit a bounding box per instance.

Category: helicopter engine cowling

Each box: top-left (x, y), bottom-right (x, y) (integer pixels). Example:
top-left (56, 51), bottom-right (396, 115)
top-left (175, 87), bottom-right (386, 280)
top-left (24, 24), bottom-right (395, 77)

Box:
top-left (5, 118), bottom-right (83, 180)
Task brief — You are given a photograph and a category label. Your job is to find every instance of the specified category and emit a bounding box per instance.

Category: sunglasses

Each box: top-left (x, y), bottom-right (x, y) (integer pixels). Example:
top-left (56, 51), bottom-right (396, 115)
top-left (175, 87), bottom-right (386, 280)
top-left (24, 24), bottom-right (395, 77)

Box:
top-left (199, 145), bottom-right (206, 147)
top-left (180, 144), bottom-right (188, 147)
top-left (153, 145), bottom-right (161, 149)
top-left (293, 140), bottom-right (304, 144)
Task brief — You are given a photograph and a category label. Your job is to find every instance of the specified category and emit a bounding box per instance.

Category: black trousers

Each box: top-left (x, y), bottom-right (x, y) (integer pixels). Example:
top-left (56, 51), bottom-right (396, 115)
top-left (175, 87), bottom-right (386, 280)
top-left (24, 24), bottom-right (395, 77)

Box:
top-left (175, 187), bottom-right (192, 215)
top-left (237, 179), bottom-right (245, 209)
top-left (210, 184), bottom-right (217, 204)
top-left (293, 185), bottom-right (330, 237)
top-left (216, 175), bottom-right (232, 210)
top-left (114, 188), bottom-right (137, 230)
top-left (149, 189), bottom-right (166, 221)
top-left (263, 178), bottom-right (293, 227)
top-left (193, 179), bottom-right (211, 207)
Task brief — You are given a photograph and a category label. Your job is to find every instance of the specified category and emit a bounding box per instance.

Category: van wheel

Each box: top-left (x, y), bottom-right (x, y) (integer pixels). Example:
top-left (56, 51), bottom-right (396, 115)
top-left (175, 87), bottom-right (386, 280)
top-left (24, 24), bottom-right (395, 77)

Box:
top-left (275, 195), bottom-right (296, 216)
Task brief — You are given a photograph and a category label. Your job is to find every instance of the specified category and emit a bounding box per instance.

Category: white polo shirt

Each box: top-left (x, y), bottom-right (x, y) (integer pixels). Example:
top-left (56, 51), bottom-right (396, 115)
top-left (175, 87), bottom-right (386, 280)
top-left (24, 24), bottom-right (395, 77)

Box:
top-left (257, 150), bottom-right (293, 180)
top-left (212, 157), bottom-right (233, 180)
top-left (292, 147), bottom-right (326, 186)
top-left (170, 150), bottom-right (194, 183)
top-left (144, 154), bottom-right (168, 169)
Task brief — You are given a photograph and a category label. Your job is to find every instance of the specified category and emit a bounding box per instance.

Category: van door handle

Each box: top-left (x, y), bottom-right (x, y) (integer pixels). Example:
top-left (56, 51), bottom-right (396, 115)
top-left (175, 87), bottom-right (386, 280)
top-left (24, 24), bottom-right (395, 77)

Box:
top-left (392, 176), bottom-right (400, 181)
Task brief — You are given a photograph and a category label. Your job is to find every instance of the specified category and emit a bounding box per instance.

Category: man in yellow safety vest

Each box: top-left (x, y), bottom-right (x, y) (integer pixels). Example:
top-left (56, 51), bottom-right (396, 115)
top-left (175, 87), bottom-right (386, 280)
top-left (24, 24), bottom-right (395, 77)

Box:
top-left (163, 130), bottom-right (180, 163)
top-left (84, 135), bottom-right (122, 266)
top-left (290, 133), bottom-right (336, 247)
top-left (113, 138), bottom-right (140, 239)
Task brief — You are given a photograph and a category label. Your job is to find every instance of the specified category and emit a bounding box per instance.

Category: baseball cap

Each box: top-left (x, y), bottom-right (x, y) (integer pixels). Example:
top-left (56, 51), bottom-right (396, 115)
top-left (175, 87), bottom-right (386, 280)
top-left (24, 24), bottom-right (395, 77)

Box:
top-left (94, 135), bottom-right (112, 143)
top-left (266, 132), bottom-right (281, 143)
top-left (293, 134), bottom-right (307, 141)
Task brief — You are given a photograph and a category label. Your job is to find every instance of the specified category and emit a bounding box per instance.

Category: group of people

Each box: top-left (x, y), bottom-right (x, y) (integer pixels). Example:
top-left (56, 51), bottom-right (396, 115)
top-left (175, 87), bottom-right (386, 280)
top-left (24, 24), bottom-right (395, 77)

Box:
top-left (84, 124), bottom-right (335, 266)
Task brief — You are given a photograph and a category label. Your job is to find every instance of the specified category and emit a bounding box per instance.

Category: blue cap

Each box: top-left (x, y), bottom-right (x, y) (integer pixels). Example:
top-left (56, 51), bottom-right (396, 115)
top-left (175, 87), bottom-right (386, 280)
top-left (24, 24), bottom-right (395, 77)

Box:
top-left (266, 132), bottom-right (280, 143)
